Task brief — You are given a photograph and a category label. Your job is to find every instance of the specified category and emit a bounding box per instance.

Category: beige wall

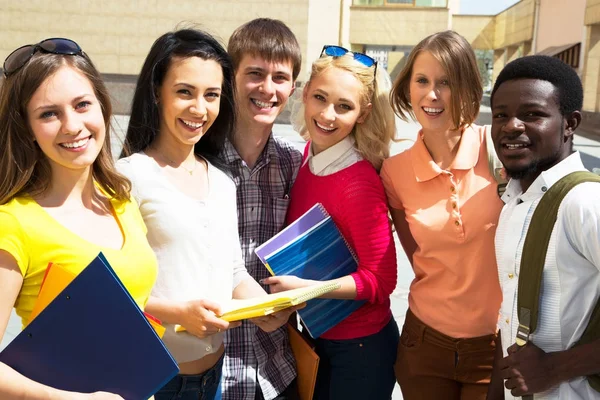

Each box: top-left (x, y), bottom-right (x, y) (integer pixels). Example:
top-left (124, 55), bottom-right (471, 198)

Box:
top-left (305, 0), bottom-right (341, 71)
top-left (349, 6), bottom-right (449, 46)
top-left (585, 0), bottom-right (600, 25)
top-left (0, 0), bottom-right (314, 80)
top-left (536, 0), bottom-right (585, 52)
top-left (452, 15), bottom-right (495, 50)
top-left (493, 0), bottom-right (535, 49)
top-left (583, 24), bottom-right (600, 112)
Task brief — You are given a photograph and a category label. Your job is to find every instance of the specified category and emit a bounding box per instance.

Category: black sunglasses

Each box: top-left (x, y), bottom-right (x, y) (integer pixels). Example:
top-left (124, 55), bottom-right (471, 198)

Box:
top-left (320, 45), bottom-right (378, 75)
top-left (3, 38), bottom-right (83, 77)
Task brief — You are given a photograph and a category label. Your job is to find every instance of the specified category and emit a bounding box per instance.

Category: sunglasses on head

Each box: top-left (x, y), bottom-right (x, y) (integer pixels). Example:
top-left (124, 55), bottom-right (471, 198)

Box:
top-left (320, 45), bottom-right (377, 75)
top-left (3, 38), bottom-right (83, 77)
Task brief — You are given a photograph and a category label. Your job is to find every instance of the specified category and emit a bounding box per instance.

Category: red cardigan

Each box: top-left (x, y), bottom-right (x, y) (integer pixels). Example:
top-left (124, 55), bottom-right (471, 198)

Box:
top-left (286, 152), bottom-right (397, 340)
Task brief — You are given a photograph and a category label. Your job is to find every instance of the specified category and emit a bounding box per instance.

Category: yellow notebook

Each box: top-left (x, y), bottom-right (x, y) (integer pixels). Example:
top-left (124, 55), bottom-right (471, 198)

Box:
top-left (175, 281), bottom-right (340, 332)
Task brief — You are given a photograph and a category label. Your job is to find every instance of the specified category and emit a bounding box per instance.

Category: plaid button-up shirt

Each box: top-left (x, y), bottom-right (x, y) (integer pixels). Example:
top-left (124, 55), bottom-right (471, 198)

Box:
top-left (221, 135), bottom-right (302, 400)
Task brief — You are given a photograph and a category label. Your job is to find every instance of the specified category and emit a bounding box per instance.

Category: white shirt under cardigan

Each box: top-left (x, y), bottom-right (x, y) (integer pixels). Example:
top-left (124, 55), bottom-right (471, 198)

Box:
top-left (495, 152), bottom-right (600, 399)
top-left (303, 136), bottom-right (363, 176)
top-left (117, 153), bottom-right (251, 364)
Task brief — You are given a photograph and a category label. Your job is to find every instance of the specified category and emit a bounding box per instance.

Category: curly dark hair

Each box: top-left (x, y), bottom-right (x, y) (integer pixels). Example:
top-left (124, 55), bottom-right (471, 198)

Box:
top-left (491, 55), bottom-right (583, 116)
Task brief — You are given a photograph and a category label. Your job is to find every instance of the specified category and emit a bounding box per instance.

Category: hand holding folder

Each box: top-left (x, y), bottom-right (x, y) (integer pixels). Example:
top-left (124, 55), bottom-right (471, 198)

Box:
top-left (174, 282), bottom-right (340, 332)
top-left (0, 253), bottom-right (178, 400)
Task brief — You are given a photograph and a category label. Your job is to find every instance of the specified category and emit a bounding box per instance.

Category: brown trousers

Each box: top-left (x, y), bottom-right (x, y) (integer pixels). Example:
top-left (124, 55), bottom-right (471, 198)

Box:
top-left (395, 309), bottom-right (496, 400)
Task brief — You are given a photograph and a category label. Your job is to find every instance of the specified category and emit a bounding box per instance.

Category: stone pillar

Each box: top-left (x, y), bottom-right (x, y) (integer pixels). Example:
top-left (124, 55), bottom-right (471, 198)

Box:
top-left (492, 48), bottom-right (506, 86)
top-left (583, 24), bottom-right (600, 112)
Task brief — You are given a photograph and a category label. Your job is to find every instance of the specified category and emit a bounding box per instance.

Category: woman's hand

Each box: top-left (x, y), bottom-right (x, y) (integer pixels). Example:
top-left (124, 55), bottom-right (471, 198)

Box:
top-left (250, 304), bottom-right (306, 332)
top-left (261, 276), bottom-right (314, 294)
top-left (85, 392), bottom-right (124, 400)
top-left (178, 299), bottom-right (241, 338)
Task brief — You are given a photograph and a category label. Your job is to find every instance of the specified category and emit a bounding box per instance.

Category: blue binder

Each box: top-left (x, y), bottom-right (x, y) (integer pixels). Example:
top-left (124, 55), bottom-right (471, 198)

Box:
top-left (256, 203), bottom-right (366, 338)
top-left (0, 253), bottom-right (179, 400)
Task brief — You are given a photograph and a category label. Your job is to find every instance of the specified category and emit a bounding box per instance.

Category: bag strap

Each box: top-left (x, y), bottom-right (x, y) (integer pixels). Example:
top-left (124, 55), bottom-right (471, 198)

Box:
top-left (517, 171), bottom-right (600, 395)
top-left (484, 126), bottom-right (507, 196)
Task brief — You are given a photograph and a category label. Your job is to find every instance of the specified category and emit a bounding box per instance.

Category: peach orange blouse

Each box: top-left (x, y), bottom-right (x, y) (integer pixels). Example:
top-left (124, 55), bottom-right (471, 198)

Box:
top-left (380, 124), bottom-right (502, 338)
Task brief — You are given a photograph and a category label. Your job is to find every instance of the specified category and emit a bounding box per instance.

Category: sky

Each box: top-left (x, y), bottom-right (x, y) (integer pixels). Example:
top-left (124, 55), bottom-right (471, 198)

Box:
top-left (459, 0), bottom-right (520, 15)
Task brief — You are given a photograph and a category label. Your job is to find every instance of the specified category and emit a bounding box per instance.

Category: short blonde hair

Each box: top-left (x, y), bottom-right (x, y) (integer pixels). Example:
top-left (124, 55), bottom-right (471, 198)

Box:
top-left (390, 30), bottom-right (482, 130)
top-left (292, 54), bottom-right (395, 171)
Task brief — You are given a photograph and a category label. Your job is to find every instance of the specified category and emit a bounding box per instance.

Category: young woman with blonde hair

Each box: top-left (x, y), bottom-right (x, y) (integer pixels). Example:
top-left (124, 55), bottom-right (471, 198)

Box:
top-left (264, 46), bottom-right (398, 400)
top-left (380, 30), bottom-right (503, 399)
top-left (0, 38), bottom-right (158, 399)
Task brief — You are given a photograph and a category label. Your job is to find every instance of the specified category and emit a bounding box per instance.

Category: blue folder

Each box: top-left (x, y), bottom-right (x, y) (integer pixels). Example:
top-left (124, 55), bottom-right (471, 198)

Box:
top-left (0, 253), bottom-right (179, 400)
top-left (256, 203), bottom-right (365, 338)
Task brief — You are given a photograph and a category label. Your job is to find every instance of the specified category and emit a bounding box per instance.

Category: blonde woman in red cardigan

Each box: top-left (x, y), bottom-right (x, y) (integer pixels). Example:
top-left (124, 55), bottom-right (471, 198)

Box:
top-left (263, 46), bottom-right (398, 400)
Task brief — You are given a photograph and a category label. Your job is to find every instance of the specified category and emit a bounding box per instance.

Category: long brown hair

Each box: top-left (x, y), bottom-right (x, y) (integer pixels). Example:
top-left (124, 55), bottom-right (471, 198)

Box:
top-left (0, 51), bottom-right (130, 205)
top-left (390, 30), bottom-right (482, 130)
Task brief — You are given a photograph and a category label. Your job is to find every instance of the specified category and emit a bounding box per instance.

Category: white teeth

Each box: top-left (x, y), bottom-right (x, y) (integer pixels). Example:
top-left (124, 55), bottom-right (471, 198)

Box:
top-left (252, 99), bottom-right (274, 108)
top-left (424, 107), bottom-right (443, 113)
top-left (61, 137), bottom-right (89, 149)
top-left (316, 121), bottom-right (335, 132)
top-left (182, 119), bottom-right (204, 129)
top-left (505, 143), bottom-right (527, 149)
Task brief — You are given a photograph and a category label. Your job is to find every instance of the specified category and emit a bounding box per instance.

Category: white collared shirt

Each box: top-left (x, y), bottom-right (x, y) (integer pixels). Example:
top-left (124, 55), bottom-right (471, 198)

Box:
top-left (495, 152), bottom-right (600, 399)
top-left (303, 136), bottom-right (363, 176)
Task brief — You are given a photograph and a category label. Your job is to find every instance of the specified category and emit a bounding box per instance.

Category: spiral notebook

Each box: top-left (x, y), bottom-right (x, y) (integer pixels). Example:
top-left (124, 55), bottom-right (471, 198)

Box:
top-left (255, 203), bottom-right (365, 338)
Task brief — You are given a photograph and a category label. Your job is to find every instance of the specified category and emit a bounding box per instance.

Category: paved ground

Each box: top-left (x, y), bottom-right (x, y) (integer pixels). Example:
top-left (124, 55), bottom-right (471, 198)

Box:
top-left (2, 108), bottom-right (599, 400)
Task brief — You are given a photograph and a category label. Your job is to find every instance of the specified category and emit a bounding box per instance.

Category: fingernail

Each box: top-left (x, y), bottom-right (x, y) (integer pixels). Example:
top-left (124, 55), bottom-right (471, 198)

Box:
top-left (259, 279), bottom-right (265, 284)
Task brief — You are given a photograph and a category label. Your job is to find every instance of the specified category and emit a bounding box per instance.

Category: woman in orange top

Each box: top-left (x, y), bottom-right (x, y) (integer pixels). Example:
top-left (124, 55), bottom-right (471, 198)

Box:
top-left (380, 30), bottom-right (503, 400)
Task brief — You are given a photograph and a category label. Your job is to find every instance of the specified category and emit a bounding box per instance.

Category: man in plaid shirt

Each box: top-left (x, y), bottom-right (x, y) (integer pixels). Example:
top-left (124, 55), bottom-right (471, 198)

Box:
top-left (220, 18), bottom-right (303, 400)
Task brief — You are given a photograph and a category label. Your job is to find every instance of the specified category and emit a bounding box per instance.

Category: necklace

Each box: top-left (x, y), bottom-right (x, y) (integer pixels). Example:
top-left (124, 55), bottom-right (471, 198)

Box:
top-left (162, 155), bottom-right (199, 175)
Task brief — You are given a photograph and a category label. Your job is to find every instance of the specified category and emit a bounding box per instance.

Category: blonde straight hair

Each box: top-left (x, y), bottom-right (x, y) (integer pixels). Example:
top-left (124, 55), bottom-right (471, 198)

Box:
top-left (293, 54), bottom-right (396, 171)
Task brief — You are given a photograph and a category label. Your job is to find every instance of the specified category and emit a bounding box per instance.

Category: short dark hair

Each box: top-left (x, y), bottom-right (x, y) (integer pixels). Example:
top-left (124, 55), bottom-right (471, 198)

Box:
top-left (491, 55), bottom-right (583, 116)
top-left (121, 29), bottom-right (235, 172)
top-left (228, 18), bottom-right (302, 80)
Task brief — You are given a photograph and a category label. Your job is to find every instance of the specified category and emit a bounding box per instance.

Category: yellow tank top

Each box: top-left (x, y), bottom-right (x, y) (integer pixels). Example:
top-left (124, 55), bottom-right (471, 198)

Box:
top-left (0, 195), bottom-right (158, 328)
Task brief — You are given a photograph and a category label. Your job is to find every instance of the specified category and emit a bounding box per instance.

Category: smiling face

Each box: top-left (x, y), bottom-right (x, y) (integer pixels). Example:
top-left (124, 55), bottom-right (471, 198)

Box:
top-left (491, 78), bottom-right (577, 189)
top-left (158, 56), bottom-right (223, 147)
top-left (27, 65), bottom-right (105, 174)
top-left (409, 51), bottom-right (453, 132)
top-left (303, 66), bottom-right (370, 154)
top-left (234, 54), bottom-right (295, 129)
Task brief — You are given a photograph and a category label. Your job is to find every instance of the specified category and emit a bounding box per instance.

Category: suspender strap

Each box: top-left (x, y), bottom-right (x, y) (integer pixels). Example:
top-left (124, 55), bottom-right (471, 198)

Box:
top-left (485, 126), bottom-right (507, 196)
top-left (517, 170), bottom-right (600, 395)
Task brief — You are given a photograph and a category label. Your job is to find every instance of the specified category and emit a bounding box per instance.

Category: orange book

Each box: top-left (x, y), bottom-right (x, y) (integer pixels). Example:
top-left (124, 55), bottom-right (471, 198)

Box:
top-left (30, 263), bottom-right (165, 338)
top-left (29, 263), bottom-right (77, 323)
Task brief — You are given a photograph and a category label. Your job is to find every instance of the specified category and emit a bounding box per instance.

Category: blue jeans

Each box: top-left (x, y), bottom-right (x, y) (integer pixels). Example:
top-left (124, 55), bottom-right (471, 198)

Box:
top-left (314, 317), bottom-right (399, 400)
top-left (155, 354), bottom-right (224, 400)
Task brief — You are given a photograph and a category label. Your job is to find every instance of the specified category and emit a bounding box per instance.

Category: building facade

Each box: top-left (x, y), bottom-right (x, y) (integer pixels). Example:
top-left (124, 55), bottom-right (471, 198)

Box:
top-left (1, 0), bottom-right (599, 115)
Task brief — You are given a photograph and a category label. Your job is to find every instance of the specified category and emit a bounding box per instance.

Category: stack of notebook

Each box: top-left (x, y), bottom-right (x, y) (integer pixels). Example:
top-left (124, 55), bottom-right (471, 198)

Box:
top-left (255, 203), bottom-right (365, 338)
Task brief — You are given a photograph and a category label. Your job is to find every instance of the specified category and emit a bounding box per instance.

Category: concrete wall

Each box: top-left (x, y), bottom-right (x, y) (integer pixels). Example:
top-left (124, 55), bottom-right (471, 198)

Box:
top-left (536, 0), bottom-right (585, 53)
top-left (0, 0), bottom-right (312, 79)
top-left (583, 24), bottom-right (600, 112)
top-left (349, 6), bottom-right (449, 46)
top-left (585, 0), bottom-right (600, 25)
top-left (452, 15), bottom-right (495, 50)
top-left (493, 0), bottom-right (535, 49)
top-left (306, 0), bottom-right (341, 67)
